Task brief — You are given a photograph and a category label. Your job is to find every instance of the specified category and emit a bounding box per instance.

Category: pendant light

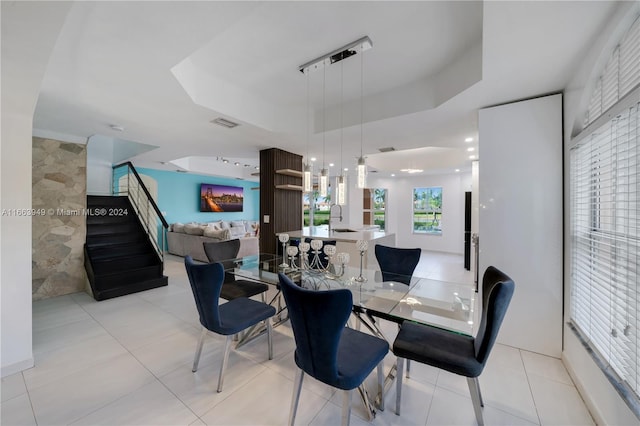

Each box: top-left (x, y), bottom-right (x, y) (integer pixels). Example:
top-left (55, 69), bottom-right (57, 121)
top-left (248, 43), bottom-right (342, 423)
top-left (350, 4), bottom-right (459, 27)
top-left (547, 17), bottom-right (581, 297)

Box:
top-left (356, 41), bottom-right (367, 189)
top-left (335, 61), bottom-right (347, 206)
top-left (303, 69), bottom-right (312, 192)
top-left (319, 65), bottom-right (328, 197)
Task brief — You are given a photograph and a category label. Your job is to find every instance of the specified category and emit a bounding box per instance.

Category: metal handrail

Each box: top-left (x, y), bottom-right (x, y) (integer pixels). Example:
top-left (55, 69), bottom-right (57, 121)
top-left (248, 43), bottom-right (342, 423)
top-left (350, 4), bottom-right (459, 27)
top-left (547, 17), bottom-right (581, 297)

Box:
top-left (112, 162), bottom-right (169, 264)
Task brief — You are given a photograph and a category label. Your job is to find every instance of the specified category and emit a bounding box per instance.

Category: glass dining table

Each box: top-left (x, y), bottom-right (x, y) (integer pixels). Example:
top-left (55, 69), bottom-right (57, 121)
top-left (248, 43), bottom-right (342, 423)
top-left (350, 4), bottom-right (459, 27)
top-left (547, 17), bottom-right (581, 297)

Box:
top-left (222, 253), bottom-right (477, 418)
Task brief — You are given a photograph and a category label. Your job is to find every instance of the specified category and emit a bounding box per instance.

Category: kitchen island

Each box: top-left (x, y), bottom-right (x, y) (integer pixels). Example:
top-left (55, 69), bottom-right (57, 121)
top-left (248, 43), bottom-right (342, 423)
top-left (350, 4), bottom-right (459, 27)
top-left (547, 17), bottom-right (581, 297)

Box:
top-left (284, 226), bottom-right (396, 269)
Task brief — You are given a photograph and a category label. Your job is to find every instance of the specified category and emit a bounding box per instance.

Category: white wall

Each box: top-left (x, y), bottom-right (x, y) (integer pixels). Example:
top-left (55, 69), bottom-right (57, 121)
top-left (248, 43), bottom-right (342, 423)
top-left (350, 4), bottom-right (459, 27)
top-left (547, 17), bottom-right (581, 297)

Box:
top-left (368, 172), bottom-right (471, 254)
top-left (87, 135), bottom-right (115, 195)
top-left (562, 2), bottom-right (640, 423)
top-left (1, 1), bottom-right (72, 377)
top-left (479, 93), bottom-right (563, 358)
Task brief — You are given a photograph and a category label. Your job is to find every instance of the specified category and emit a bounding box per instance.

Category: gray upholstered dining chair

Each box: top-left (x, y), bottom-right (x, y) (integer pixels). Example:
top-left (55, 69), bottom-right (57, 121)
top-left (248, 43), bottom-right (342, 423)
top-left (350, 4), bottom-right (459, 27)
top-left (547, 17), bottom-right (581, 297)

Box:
top-left (392, 266), bottom-right (515, 425)
top-left (203, 239), bottom-right (268, 302)
top-left (374, 244), bottom-right (421, 285)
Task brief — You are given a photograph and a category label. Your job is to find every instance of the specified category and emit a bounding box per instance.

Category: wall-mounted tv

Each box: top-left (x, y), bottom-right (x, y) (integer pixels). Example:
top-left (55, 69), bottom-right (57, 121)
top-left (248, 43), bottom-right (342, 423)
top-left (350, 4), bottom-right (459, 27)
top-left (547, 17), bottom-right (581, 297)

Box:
top-left (200, 183), bottom-right (244, 212)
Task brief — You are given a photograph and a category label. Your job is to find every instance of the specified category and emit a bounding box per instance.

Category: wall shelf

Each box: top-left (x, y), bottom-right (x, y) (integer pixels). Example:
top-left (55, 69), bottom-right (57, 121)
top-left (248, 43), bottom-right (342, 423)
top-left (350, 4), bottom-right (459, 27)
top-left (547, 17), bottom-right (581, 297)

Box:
top-left (275, 168), bottom-right (303, 178)
top-left (275, 184), bottom-right (303, 191)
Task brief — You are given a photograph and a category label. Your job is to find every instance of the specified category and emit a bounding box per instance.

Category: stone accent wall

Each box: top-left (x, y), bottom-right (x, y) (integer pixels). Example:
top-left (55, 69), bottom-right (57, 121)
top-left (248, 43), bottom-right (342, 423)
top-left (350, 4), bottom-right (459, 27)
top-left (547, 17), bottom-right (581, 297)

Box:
top-left (32, 137), bottom-right (87, 300)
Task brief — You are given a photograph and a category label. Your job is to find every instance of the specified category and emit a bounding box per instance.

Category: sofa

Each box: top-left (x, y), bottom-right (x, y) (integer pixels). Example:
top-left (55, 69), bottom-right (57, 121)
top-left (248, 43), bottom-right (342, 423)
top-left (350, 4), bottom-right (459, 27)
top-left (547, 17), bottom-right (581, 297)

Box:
top-left (167, 220), bottom-right (259, 263)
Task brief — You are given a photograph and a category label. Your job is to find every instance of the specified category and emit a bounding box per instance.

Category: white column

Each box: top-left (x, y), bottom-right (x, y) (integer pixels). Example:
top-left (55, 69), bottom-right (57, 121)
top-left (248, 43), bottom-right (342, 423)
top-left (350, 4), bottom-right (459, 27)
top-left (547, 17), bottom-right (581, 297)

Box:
top-left (478, 93), bottom-right (563, 357)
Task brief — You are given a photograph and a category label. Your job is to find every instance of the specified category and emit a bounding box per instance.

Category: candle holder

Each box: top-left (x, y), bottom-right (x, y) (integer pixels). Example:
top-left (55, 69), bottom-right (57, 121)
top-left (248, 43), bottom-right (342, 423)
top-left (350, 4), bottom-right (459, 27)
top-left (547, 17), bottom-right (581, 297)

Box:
top-left (278, 233), bottom-right (289, 268)
top-left (353, 240), bottom-right (368, 282)
top-left (326, 252), bottom-right (349, 279)
top-left (308, 239), bottom-right (325, 270)
top-left (322, 244), bottom-right (337, 276)
top-left (298, 242), bottom-right (310, 270)
top-left (286, 245), bottom-right (299, 270)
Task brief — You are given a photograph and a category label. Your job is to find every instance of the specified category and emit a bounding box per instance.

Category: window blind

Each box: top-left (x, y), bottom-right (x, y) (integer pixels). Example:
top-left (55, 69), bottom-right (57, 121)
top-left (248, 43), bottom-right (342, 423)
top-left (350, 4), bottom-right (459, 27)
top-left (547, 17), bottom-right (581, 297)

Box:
top-left (585, 15), bottom-right (640, 126)
top-left (570, 101), bottom-right (639, 398)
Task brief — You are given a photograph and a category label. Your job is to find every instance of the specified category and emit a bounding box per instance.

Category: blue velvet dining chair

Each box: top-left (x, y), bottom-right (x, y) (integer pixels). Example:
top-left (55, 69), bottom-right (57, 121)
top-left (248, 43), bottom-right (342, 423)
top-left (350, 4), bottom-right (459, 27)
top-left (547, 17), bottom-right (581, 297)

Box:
top-left (374, 244), bottom-right (421, 285)
top-left (392, 266), bottom-right (515, 425)
top-left (278, 273), bottom-right (389, 426)
top-left (185, 256), bottom-right (276, 392)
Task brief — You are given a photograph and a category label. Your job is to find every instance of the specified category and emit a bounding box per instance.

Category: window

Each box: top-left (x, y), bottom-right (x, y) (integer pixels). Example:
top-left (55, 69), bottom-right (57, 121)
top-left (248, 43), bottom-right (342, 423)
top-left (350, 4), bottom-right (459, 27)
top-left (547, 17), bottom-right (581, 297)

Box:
top-left (570, 100), bottom-right (639, 399)
top-left (585, 15), bottom-right (640, 126)
top-left (571, 14), bottom-right (640, 407)
top-left (412, 187), bottom-right (442, 235)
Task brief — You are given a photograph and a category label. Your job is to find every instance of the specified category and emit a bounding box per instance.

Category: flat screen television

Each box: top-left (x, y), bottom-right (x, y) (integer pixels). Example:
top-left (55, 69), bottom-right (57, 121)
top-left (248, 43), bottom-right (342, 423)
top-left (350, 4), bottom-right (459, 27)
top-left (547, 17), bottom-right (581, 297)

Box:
top-left (200, 183), bottom-right (243, 212)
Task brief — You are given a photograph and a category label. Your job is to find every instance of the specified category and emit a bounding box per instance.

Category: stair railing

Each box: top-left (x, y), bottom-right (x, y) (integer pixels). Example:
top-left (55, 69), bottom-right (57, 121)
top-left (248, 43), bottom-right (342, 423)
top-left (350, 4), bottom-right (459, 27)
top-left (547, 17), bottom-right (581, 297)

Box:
top-left (112, 162), bottom-right (169, 265)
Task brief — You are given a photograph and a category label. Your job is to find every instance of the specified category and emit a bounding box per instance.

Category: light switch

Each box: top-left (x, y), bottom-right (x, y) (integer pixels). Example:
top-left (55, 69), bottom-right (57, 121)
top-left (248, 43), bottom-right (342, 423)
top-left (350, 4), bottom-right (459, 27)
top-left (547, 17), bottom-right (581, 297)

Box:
top-left (263, 215), bottom-right (270, 223)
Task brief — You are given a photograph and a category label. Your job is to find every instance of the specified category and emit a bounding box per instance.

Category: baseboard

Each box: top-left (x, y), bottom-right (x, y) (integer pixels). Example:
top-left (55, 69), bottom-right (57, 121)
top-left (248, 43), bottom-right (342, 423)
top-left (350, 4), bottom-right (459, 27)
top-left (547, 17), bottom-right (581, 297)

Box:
top-left (1, 357), bottom-right (34, 378)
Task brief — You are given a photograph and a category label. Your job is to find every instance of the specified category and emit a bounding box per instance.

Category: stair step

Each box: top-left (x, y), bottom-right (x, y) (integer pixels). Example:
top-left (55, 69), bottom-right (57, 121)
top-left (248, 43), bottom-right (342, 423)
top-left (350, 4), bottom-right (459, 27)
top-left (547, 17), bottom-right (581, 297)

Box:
top-left (91, 275), bottom-right (168, 301)
top-left (92, 253), bottom-right (160, 275)
top-left (87, 195), bottom-right (130, 208)
top-left (87, 242), bottom-right (154, 260)
top-left (93, 262), bottom-right (162, 281)
top-left (86, 222), bottom-right (140, 236)
top-left (86, 232), bottom-right (147, 247)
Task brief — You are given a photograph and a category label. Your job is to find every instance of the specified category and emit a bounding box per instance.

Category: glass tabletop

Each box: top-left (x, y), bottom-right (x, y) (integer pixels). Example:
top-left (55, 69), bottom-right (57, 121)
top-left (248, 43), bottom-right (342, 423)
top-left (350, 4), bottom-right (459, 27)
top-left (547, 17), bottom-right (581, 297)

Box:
top-left (226, 253), bottom-right (476, 335)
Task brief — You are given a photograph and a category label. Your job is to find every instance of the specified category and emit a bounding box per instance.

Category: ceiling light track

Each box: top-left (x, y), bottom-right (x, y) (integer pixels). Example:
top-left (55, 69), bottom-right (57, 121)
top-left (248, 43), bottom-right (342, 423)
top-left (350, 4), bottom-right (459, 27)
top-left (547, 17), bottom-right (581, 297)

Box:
top-left (299, 36), bottom-right (372, 74)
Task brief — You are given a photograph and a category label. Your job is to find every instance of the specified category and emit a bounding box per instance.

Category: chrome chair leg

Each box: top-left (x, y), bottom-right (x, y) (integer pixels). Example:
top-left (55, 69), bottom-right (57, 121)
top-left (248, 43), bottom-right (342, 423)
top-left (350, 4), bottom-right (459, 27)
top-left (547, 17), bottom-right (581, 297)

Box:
top-left (395, 357), bottom-right (404, 415)
top-left (476, 377), bottom-right (484, 407)
top-left (406, 359), bottom-right (411, 378)
top-left (217, 335), bottom-right (233, 392)
top-left (266, 318), bottom-right (273, 360)
top-left (467, 377), bottom-right (484, 426)
top-left (192, 327), bottom-right (207, 372)
top-left (289, 368), bottom-right (304, 426)
top-left (377, 362), bottom-right (385, 411)
top-left (341, 389), bottom-right (352, 426)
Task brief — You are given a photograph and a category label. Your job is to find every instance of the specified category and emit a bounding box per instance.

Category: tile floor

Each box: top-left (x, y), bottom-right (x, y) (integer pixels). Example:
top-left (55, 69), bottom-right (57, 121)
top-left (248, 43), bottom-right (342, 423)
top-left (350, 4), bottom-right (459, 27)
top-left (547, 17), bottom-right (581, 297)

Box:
top-left (1, 252), bottom-right (595, 425)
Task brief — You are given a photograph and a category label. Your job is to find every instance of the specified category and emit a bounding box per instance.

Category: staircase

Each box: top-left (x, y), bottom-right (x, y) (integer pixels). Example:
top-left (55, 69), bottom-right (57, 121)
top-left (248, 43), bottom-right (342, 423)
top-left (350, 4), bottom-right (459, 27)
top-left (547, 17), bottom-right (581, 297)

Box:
top-left (84, 195), bottom-right (167, 300)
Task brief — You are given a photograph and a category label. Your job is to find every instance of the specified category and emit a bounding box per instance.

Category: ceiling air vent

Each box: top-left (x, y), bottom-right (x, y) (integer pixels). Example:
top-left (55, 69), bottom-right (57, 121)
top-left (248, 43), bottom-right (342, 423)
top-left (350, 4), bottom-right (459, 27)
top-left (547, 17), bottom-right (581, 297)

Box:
top-left (379, 147), bottom-right (395, 153)
top-left (211, 118), bottom-right (239, 129)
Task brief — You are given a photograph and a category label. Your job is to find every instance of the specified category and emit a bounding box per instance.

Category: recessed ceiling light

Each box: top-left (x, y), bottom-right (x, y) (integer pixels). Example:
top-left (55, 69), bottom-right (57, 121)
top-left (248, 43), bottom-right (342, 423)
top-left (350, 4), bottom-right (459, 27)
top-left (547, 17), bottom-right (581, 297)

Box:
top-left (109, 124), bottom-right (124, 132)
top-left (344, 168), bottom-right (348, 172)
top-left (311, 157), bottom-right (317, 162)
top-left (455, 169), bottom-right (460, 172)
top-left (234, 162), bottom-right (240, 166)
top-left (329, 163), bottom-right (334, 167)
top-left (400, 168), bottom-right (424, 174)
top-left (244, 164), bottom-right (250, 167)
top-left (391, 173), bottom-right (395, 177)
top-left (465, 137), bottom-right (473, 142)
top-left (222, 159), bottom-right (229, 163)
top-left (255, 166), bottom-right (260, 170)
top-left (469, 155), bottom-right (476, 160)
top-left (467, 147), bottom-right (475, 152)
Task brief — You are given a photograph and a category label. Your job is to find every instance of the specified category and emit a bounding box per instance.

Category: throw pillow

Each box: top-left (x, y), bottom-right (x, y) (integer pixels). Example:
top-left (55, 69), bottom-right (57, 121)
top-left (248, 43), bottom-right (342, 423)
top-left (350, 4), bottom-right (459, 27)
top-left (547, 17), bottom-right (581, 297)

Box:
top-left (203, 227), bottom-right (230, 240)
top-left (219, 221), bottom-right (230, 230)
top-left (172, 223), bottom-right (185, 233)
top-left (184, 224), bottom-right (204, 236)
top-left (231, 220), bottom-right (245, 229)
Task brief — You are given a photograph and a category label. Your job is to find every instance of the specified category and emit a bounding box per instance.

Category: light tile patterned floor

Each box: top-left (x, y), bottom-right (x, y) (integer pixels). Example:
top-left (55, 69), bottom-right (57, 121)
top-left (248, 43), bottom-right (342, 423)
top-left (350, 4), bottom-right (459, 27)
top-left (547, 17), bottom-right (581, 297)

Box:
top-left (1, 252), bottom-right (594, 425)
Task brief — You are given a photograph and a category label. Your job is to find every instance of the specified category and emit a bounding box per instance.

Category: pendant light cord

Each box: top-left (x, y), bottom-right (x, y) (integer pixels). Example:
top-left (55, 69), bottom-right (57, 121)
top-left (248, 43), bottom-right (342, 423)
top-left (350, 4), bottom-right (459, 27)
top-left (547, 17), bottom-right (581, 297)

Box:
top-left (360, 42), bottom-right (364, 159)
top-left (322, 64), bottom-right (326, 170)
top-left (340, 61), bottom-right (344, 172)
